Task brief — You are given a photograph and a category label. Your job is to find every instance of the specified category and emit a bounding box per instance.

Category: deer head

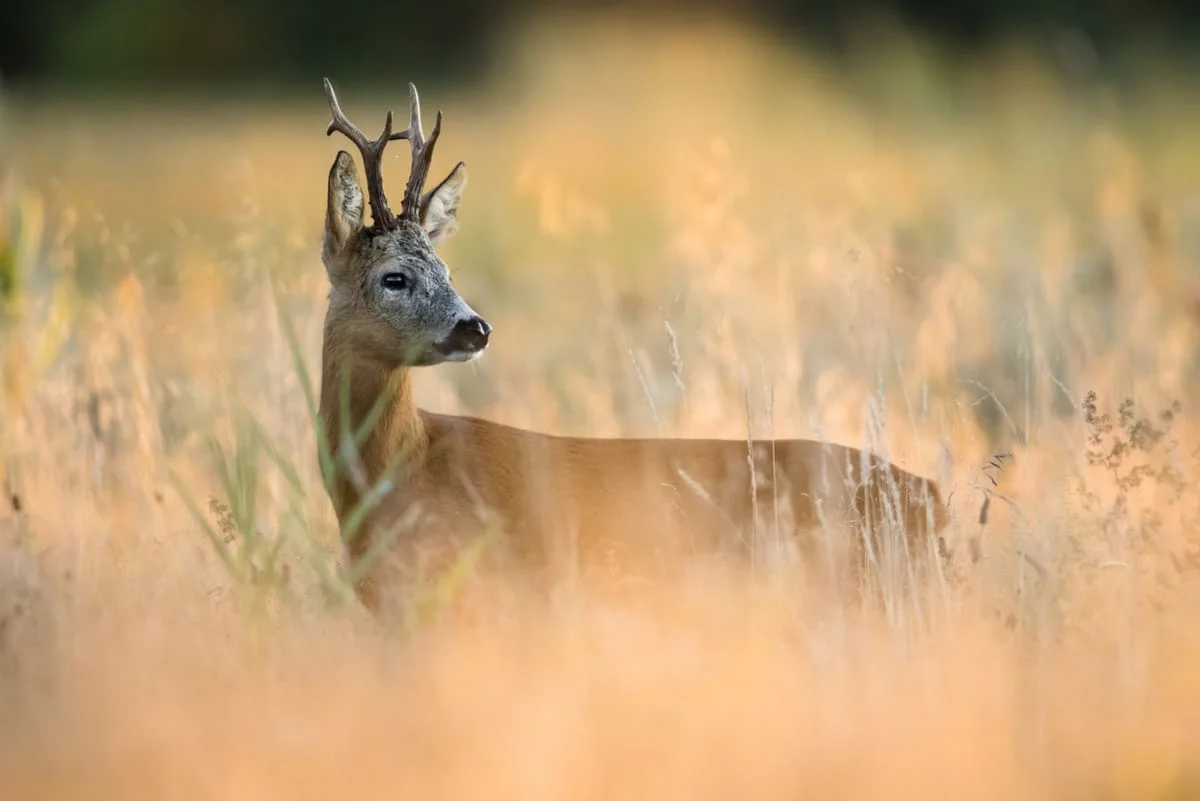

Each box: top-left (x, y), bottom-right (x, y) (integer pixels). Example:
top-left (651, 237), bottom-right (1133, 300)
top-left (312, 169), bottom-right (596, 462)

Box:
top-left (321, 78), bottom-right (490, 368)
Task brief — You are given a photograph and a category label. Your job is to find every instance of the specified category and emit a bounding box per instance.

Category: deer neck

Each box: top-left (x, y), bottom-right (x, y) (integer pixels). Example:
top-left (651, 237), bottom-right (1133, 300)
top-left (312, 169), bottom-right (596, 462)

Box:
top-left (318, 326), bottom-right (429, 522)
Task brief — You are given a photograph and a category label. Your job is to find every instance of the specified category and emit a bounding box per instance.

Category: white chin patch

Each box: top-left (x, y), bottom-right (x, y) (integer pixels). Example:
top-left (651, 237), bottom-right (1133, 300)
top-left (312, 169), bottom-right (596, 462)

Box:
top-left (443, 349), bottom-right (484, 363)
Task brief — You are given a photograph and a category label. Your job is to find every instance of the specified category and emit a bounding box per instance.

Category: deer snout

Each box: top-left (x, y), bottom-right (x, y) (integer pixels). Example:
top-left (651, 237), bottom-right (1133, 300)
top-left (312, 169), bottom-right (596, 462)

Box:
top-left (446, 315), bottom-right (492, 353)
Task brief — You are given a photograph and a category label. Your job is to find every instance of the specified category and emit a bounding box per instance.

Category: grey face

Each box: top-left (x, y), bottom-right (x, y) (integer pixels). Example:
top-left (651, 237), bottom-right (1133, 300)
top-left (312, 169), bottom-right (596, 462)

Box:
top-left (342, 222), bottom-right (491, 368)
top-left (322, 145), bottom-right (489, 370)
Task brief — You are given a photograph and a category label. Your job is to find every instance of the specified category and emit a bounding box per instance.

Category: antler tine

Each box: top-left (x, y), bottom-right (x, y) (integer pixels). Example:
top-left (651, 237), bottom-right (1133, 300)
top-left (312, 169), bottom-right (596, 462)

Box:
top-left (323, 78), bottom-right (366, 147)
top-left (322, 77), bottom-right (397, 230)
top-left (386, 82), bottom-right (444, 222)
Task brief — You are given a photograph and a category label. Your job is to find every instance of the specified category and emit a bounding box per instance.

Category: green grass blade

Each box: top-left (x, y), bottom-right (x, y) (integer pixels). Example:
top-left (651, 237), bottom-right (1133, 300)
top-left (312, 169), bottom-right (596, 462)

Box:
top-left (168, 467), bottom-right (240, 579)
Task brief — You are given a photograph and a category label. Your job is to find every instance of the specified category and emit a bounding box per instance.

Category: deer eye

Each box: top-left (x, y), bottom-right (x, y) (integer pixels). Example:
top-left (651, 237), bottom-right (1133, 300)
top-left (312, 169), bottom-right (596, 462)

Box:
top-left (380, 273), bottom-right (410, 292)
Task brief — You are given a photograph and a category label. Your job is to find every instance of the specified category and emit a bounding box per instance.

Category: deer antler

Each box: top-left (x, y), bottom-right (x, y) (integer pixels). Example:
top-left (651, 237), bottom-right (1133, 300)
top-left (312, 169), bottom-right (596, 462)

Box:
top-left (322, 78), bottom-right (444, 231)
top-left (389, 82), bottom-right (443, 223)
top-left (323, 77), bottom-right (398, 231)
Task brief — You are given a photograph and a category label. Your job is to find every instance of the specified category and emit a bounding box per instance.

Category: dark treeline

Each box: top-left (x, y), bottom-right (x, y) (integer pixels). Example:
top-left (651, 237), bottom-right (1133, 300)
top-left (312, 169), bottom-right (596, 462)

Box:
top-left (2, 0), bottom-right (1198, 88)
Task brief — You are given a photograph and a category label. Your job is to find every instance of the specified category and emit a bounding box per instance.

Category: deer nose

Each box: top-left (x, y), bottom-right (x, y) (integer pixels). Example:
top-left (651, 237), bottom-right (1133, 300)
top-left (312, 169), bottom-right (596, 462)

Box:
top-left (449, 316), bottom-right (492, 352)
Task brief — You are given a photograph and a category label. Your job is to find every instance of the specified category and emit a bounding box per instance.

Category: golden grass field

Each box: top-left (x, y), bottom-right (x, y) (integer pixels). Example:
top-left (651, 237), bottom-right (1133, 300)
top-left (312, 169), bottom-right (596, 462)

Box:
top-left (3, 15), bottom-right (1200, 800)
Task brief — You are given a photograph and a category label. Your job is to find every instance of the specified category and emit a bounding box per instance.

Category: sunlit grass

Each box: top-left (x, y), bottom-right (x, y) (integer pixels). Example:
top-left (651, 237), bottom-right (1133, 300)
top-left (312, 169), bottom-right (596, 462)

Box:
top-left (2, 15), bottom-right (1200, 799)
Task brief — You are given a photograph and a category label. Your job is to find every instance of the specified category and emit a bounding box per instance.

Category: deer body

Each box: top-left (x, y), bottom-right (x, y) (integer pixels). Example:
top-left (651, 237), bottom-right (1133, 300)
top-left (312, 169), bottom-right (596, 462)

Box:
top-left (316, 80), bottom-right (949, 614)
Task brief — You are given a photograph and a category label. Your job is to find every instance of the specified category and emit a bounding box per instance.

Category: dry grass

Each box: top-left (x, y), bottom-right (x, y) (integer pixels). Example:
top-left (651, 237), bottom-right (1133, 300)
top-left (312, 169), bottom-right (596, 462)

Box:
top-left (3, 14), bottom-right (1200, 800)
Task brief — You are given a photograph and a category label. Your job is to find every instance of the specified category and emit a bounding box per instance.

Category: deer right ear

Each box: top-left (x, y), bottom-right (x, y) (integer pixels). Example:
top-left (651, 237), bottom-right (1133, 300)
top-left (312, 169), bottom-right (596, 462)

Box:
top-left (324, 151), bottom-right (364, 261)
top-left (419, 162), bottom-right (468, 245)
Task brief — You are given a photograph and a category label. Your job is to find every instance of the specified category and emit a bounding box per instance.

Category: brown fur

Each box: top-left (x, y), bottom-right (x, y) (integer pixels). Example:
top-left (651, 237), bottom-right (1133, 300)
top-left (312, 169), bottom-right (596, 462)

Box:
top-left (316, 87), bottom-right (950, 617)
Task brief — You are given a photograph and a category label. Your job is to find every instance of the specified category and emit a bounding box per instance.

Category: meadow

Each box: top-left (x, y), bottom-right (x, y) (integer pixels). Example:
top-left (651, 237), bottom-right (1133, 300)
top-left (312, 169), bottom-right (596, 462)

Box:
top-left (2, 16), bottom-right (1200, 800)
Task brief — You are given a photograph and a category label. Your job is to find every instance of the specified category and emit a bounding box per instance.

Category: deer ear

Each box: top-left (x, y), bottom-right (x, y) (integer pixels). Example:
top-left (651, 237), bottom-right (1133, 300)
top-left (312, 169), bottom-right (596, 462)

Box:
top-left (419, 161), bottom-right (467, 245)
top-left (324, 151), bottom-right (364, 261)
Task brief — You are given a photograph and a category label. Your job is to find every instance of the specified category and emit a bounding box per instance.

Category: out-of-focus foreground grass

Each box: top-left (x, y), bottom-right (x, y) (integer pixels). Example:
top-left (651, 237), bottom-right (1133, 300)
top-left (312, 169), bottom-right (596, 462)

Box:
top-left (2, 16), bottom-right (1200, 800)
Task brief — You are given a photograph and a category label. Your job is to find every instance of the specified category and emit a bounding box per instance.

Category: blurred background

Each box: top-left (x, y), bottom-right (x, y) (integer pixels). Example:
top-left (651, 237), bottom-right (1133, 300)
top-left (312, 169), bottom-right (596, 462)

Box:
top-left (1, 0), bottom-right (1198, 90)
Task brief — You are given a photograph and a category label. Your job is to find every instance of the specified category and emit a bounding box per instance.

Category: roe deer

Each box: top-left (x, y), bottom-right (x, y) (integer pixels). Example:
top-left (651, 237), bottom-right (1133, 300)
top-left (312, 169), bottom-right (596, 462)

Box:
top-left (316, 78), bottom-right (950, 614)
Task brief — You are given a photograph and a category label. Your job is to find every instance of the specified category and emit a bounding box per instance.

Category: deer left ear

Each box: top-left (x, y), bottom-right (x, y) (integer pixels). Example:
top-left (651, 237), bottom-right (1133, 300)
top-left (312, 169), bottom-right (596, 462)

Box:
top-left (419, 161), bottom-right (467, 245)
top-left (325, 150), bottom-right (365, 257)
